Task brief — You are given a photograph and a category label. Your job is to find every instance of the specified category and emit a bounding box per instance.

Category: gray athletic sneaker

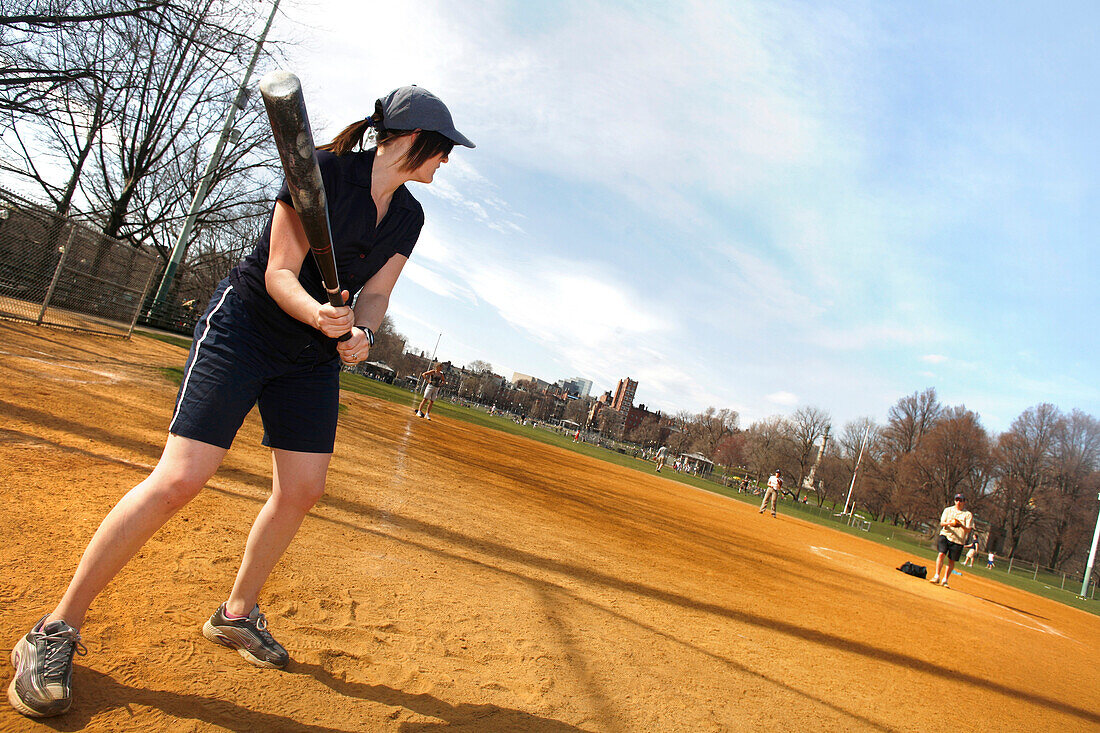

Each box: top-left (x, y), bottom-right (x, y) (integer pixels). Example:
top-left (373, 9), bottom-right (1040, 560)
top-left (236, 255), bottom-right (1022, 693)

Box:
top-left (202, 604), bottom-right (289, 669)
top-left (8, 615), bottom-right (86, 718)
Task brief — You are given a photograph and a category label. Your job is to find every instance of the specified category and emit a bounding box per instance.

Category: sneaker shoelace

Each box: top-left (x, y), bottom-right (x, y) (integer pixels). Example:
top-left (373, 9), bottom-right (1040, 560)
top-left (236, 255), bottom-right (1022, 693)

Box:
top-left (41, 627), bottom-right (87, 682)
top-left (252, 612), bottom-right (278, 646)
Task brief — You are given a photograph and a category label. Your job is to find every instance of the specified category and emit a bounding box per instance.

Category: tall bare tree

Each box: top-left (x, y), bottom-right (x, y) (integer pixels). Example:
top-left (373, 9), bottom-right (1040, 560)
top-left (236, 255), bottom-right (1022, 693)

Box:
top-left (562, 397), bottom-right (592, 427)
top-left (991, 404), bottom-right (1062, 558)
top-left (688, 407), bottom-right (739, 457)
top-left (713, 432), bottom-right (748, 478)
top-left (877, 388), bottom-right (944, 527)
top-left (744, 416), bottom-right (792, 483)
top-left (466, 360), bottom-right (493, 375)
top-left (1044, 410), bottom-right (1100, 567)
top-left (626, 415), bottom-right (662, 448)
top-left (788, 406), bottom-right (831, 499)
top-left (665, 410), bottom-right (695, 455)
top-left (881, 388), bottom-right (944, 455)
top-left (811, 443), bottom-right (848, 508)
top-left (365, 315), bottom-right (407, 369)
top-left (902, 407), bottom-right (991, 528)
top-left (822, 418), bottom-right (879, 511)
top-left (0, 1), bottom-right (169, 117)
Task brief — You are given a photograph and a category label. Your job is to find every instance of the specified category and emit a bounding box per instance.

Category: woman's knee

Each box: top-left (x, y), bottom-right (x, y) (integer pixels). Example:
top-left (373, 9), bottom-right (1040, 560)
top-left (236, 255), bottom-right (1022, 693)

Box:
top-left (275, 480), bottom-right (326, 512)
top-left (144, 468), bottom-right (208, 508)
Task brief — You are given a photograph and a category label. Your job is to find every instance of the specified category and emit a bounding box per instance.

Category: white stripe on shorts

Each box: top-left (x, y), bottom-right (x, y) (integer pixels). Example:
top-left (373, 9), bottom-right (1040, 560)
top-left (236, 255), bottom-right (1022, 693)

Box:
top-left (169, 285), bottom-right (235, 434)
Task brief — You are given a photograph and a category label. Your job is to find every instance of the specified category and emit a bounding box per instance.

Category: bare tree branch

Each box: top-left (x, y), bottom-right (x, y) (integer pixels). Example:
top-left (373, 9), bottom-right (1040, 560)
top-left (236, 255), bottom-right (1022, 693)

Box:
top-left (0, 2), bottom-right (168, 28)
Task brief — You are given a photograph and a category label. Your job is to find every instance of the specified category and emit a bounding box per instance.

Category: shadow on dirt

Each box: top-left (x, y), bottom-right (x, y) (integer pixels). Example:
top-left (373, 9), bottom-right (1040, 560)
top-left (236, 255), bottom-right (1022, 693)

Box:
top-left (32, 666), bottom-right (356, 733)
top-left (292, 660), bottom-right (588, 732)
top-left (296, 492), bottom-right (1100, 728)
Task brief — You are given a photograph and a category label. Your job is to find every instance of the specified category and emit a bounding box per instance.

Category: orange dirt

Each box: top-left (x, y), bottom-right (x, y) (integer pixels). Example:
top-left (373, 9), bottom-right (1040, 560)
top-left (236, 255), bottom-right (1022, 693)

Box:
top-left (1, 319), bottom-right (1098, 732)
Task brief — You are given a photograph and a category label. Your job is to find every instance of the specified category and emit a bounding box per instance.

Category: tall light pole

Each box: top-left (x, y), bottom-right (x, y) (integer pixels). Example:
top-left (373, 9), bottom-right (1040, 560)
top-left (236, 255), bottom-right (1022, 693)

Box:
top-left (842, 423), bottom-right (870, 516)
top-left (429, 332), bottom-right (442, 365)
top-left (1081, 492), bottom-right (1100, 598)
top-left (148, 0), bottom-right (281, 317)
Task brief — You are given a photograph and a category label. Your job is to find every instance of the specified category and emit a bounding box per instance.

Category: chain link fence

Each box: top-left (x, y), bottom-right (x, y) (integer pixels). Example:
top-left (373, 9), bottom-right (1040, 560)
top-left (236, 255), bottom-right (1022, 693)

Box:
top-left (0, 188), bottom-right (159, 338)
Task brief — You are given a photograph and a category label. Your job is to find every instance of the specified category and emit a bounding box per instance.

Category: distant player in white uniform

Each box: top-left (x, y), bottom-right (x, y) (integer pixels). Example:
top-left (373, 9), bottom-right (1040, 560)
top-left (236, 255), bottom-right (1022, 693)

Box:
top-left (759, 470), bottom-right (782, 517)
top-left (931, 493), bottom-right (973, 588)
top-left (654, 445), bottom-right (668, 472)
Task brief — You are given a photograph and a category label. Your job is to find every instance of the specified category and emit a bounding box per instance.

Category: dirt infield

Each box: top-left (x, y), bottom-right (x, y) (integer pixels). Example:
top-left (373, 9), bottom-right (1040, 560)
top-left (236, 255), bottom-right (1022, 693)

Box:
top-left (1, 320), bottom-right (1098, 732)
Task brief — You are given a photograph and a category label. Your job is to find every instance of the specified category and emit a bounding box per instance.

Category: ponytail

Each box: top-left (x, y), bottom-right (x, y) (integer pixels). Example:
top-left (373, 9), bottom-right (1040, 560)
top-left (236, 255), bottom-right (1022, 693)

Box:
top-left (318, 101), bottom-right (385, 155)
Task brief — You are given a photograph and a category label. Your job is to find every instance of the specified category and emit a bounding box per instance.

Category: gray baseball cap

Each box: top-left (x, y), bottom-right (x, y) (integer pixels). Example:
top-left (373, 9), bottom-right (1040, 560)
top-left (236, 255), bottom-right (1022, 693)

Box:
top-left (378, 86), bottom-right (475, 148)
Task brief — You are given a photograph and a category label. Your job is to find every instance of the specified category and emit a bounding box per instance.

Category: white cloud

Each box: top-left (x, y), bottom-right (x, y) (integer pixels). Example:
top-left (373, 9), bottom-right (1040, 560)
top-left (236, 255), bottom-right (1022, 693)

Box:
top-left (921, 354), bottom-right (948, 364)
top-left (767, 391), bottom-right (800, 407)
top-left (400, 260), bottom-right (477, 304)
top-left (458, 252), bottom-right (671, 350)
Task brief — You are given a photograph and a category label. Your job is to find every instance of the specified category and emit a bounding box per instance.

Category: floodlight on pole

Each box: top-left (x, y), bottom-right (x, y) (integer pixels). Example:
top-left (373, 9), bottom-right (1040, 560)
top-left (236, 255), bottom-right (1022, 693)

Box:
top-left (430, 332), bottom-right (442, 365)
top-left (1080, 492), bottom-right (1100, 598)
top-left (842, 423), bottom-right (870, 517)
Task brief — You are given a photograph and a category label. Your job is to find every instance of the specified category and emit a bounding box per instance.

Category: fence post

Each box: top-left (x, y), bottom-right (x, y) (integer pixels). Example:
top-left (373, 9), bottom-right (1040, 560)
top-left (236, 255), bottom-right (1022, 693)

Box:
top-left (1061, 573), bottom-right (1066, 590)
top-left (127, 251), bottom-right (161, 338)
top-left (1033, 562), bottom-right (1039, 581)
top-left (37, 226), bottom-right (77, 325)
top-left (1007, 556), bottom-right (1014, 574)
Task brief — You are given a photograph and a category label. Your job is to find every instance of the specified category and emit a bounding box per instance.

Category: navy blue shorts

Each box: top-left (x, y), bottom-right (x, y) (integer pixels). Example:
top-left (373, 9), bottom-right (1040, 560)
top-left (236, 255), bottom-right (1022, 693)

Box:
top-left (169, 280), bottom-right (340, 453)
top-left (937, 535), bottom-right (964, 562)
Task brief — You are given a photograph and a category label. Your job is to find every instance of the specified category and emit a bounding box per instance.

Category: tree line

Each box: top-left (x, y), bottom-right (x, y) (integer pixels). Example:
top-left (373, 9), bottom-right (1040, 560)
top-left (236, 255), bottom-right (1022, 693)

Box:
top-left (733, 390), bottom-right (1099, 572)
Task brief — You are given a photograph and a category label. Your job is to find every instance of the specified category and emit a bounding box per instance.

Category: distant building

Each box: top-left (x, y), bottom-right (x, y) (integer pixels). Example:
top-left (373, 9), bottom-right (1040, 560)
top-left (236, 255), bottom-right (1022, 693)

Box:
top-left (556, 377), bottom-right (593, 399)
top-left (512, 372), bottom-right (550, 391)
top-left (612, 377), bottom-right (637, 412)
top-left (624, 403), bottom-right (660, 435)
top-left (569, 377), bottom-right (593, 398)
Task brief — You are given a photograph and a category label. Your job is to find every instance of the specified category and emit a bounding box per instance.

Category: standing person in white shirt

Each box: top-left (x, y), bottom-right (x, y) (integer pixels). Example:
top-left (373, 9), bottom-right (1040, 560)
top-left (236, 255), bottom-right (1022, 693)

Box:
top-left (759, 470), bottom-right (783, 517)
top-left (654, 445), bottom-right (669, 472)
top-left (931, 493), bottom-right (974, 588)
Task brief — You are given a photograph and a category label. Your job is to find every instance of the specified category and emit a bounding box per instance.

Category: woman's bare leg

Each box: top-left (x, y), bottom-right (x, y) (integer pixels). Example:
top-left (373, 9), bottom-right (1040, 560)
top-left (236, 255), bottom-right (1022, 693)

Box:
top-left (49, 435), bottom-right (227, 629)
top-left (224, 448), bottom-right (329, 615)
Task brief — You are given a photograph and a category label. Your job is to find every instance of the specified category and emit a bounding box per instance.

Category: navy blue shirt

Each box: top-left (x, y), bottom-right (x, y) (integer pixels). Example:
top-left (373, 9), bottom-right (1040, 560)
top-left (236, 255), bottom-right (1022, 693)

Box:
top-left (229, 147), bottom-right (423, 357)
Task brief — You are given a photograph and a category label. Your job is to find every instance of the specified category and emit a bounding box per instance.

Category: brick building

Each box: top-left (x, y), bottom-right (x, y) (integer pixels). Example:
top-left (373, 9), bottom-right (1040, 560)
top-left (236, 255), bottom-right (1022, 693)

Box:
top-left (612, 377), bottom-right (637, 411)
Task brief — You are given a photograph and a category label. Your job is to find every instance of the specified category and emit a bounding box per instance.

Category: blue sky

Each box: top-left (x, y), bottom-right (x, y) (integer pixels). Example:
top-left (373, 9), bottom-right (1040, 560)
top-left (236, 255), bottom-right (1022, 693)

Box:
top-left (271, 0), bottom-right (1098, 432)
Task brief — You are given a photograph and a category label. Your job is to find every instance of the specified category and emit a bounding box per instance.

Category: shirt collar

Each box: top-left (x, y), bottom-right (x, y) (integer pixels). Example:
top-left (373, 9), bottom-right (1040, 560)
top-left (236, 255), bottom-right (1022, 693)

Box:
top-left (346, 147), bottom-right (417, 211)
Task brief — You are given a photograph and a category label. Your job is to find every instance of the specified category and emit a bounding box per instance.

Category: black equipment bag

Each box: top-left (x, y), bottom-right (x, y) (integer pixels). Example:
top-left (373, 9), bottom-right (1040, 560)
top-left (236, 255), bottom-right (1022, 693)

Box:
top-left (897, 561), bottom-right (927, 579)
